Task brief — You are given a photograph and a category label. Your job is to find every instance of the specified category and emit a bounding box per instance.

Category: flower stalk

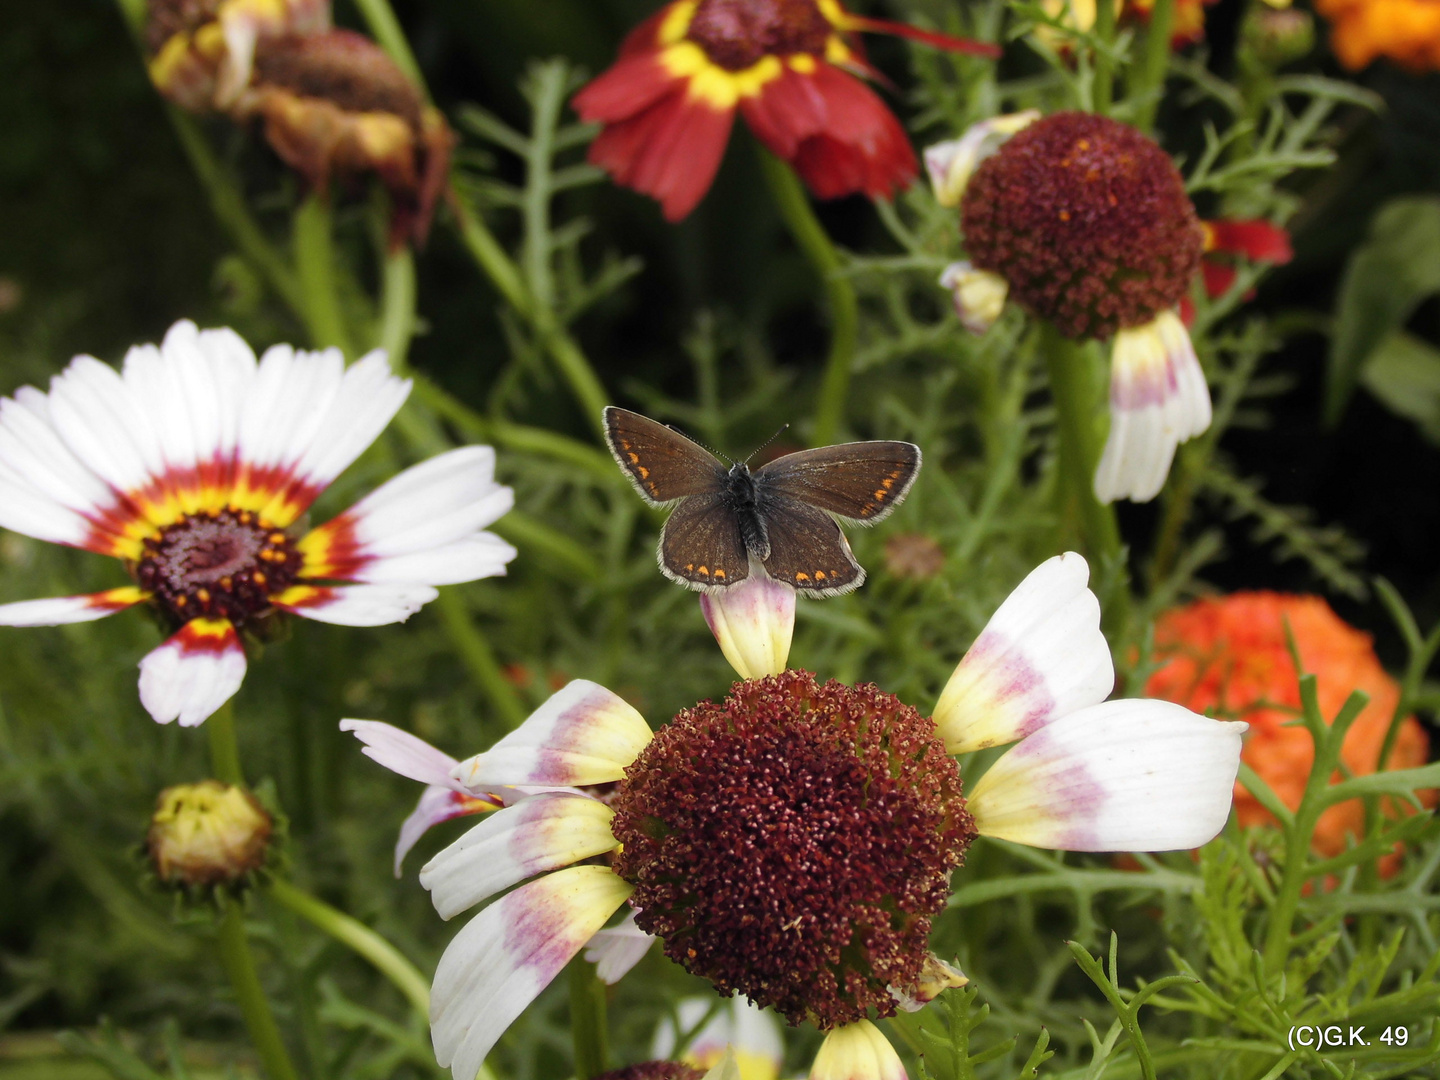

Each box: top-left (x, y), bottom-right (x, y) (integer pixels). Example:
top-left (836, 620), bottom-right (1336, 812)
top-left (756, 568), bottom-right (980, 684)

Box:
top-left (756, 147), bottom-right (859, 447)
top-left (569, 960), bottom-right (611, 1079)
top-left (294, 195), bottom-right (357, 360)
top-left (1135, 0), bottom-right (1177, 131)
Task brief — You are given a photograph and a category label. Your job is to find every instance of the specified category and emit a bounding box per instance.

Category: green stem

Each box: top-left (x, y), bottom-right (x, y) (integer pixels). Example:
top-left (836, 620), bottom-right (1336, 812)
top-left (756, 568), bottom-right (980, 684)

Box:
top-left (451, 197), bottom-right (530, 314)
top-left (378, 247), bottom-right (418, 366)
top-left (435, 591), bottom-right (529, 729)
top-left (216, 903), bottom-right (303, 1080)
top-left (208, 701), bottom-right (244, 786)
top-left (294, 195), bottom-right (356, 358)
top-left (1092, 0), bottom-right (1117, 113)
top-left (350, 0), bottom-right (426, 90)
top-left (1147, 441), bottom-right (1197, 585)
top-left (1133, 0), bottom-right (1175, 131)
top-left (756, 148), bottom-right (859, 447)
top-left (267, 879), bottom-right (430, 1018)
top-left (1040, 324), bottom-right (1123, 566)
top-left (569, 961), bottom-right (609, 1079)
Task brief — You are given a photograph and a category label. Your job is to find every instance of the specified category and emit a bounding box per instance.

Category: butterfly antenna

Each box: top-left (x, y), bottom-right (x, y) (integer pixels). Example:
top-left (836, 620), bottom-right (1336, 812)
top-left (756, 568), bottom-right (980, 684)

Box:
top-left (665, 422), bottom-right (735, 466)
top-left (744, 424), bottom-right (791, 464)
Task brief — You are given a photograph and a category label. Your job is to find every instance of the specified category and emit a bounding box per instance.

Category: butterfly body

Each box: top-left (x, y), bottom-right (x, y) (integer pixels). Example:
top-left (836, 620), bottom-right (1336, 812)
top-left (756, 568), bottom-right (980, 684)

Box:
top-left (604, 407), bottom-right (921, 597)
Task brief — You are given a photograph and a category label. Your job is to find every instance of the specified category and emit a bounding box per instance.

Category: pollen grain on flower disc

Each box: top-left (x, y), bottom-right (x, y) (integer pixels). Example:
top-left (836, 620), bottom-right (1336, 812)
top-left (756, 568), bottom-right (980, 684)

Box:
top-left (960, 111), bottom-right (1204, 341)
top-left (686, 0), bottom-right (835, 71)
top-left (610, 670), bottom-right (976, 1029)
top-left (135, 509), bottom-right (301, 628)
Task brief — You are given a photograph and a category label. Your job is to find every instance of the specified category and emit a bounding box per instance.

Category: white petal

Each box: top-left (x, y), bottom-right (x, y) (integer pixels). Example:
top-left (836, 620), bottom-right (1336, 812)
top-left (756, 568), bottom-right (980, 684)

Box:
top-left (394, 786), bottom-right (501, 878)
top-left (47, 354), bottom-right (165, 501)
top-left (700, 574), bottom-right (795, 680)
top-left (287, 350), bottom-right (411, 495)
top-left (584, 910), bottom-right (654, 985)
top-left (452, 680), bottom-right (652, 789)
top-left (938, 262), bottom-right (1009, 336)
top-left (1094, 311), bottom-right (1212, 505)
top-left (333, 446), bottom-right (508, 543)
top-left (0, 587), bottom-right (146, 626)
top-left (967, 699), bottom-right (1247, 851)
top-left (339, 718), bottom-right (462, 787)
top-left (273, 583), bottom-right (438, 626)
top-left (924, 111), bottom-right (1040, 207)
top-left (430, 865), bottom-right (633, 1080)
top-left (342, 534), bottom-right (518, 586)
top-left (702, 1049), bottom-right (743, 1080)
top-left (810, 1021), bottom-right (907, 1080)
top-left (0, 390), bottom-right (115, 520)
top-left (137, 619), bottom-right (247, 727)
top-left (420, 793), bottom-right (617, 919)
top-left (0, 464), bottom-right (98, 548)
top-left (239, 344), bottom-right (344, 473)
top-left (934, 552), bottom-right (1114, 754)
top-left (653, 996), bottom-right (785, 1074)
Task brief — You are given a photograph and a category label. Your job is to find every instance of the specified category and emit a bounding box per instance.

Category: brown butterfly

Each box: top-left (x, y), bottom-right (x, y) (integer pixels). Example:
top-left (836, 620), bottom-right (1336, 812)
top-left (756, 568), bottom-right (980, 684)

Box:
top-left (604, 407), bottom-right (921, 596)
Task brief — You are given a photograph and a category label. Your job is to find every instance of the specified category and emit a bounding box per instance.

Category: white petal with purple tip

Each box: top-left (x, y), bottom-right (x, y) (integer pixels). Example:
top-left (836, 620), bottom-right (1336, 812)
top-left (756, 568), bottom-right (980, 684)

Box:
top-left (967, 699), bottom-right (1246, 851)
top-left (452, 679), bottom-right (652, 789)
top-left (421, 792), bottom-right (617, 919)
top-left (394, 786), bottom-right (497, 877)
top-left (430, 865), bottom-right (633, 1080)
top-left (339, 718), bottom-right (462, 788)
top-left (585, 909), bottom-right (655, 985)
top-left (700, 573), bottom-right (795, 679)
top-left (935, 553), bottom-right (1113, 754)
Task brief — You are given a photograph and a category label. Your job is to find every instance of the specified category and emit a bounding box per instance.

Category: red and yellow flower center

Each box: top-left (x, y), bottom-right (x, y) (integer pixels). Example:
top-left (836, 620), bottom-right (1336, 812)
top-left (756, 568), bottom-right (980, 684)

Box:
top-left (135, 508), bottom-right (301, 628)
top-left (610, 670), bottom-right (975, 1029)
top-left (657, 0), bottom-right (855, 107)
top-left (960, 111), bottom-right (1204, 340)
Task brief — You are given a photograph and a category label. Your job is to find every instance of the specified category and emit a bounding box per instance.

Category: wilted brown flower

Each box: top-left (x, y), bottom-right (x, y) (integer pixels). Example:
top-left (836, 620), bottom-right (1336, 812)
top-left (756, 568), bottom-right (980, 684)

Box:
top-left (235, 29), bottom-right (453, 247)
top-left (148, 780), bottom-right (273, 888)
top-left (146, 0), bottom-right (329, 111)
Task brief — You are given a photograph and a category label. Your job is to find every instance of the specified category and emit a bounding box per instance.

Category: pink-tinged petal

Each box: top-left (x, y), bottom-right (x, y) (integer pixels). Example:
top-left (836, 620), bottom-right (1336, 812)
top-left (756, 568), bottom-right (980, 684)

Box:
top-left (934, 553), bottom-right (1113, 754)
top-left (430, 865), bottom-right (634, 1080)
top-left (923, 111), bottom-right (1039, 207)
top-left (272, 583), bottom-right (438, 626)
top-left (938, 261), bottom-right (1009, 335)
top-left (420, 792), bottom-right (617, 919)
top-left (809, 1020), bottom-right (907, 1080)
top-left (0, 587), bottom-right (148, 627)
top-left (1203, 219), bottom-right (1293, 263)
top-left (451, 680), bottom-right (652, 789)
top-left (584, 909), bottom-right (655, 985)
top-left (588, 88), bottom-right (736, 223)
top-left (700, 574), bottom-right (795, 680)
top-left (395, 785), bottom-right (502, 877)
top-left (339, 717), bottom-right (464, 788)
top-left (1094, 310), bottom-right (1211, 505)
top-left (652, 996), bottom-right (785, 1074)
top-left (967, 699), bottom-right (1246, 851)
top-left (138, 618), bottom-right (247, 727)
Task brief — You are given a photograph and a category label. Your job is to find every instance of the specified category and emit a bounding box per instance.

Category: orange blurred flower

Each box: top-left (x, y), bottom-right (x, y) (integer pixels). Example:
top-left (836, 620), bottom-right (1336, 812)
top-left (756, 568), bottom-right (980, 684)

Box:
top-left (1313, 0), bottom-right (1440, 71)
top-left (1146, 593), bottom-right (1434, 868)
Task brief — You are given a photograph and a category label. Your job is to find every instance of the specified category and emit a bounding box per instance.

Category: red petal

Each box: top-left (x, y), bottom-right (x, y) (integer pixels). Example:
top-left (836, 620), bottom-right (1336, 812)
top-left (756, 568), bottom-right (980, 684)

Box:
top-left (1204, 219), bottom-right (1293, 264)
top-left (1202, 261), bottom-right (1237, 299)
top-left (752, 64), bottom-right (915, 201)
top-left (573, 52), bottom-right (682, 123)
top-left (845, 15), bottom-right (1002, 58)
top-left (588, 90), bottom-right (735, 221)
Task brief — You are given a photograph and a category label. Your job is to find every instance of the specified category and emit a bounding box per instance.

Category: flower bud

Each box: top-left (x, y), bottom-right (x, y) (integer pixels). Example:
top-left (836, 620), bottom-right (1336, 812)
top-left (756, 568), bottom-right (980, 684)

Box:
top-left (147, 780), bottom-right (273, 888)
top-left (1241, 7), bottom-right (1316, 67)
top-left (699, 574), bottom-right (795, 680)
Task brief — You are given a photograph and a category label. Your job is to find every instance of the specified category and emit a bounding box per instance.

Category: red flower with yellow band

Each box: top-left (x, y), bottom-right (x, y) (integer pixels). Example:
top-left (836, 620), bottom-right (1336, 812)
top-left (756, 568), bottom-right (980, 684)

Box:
top-left (573, 0), bottom-right (998, 221)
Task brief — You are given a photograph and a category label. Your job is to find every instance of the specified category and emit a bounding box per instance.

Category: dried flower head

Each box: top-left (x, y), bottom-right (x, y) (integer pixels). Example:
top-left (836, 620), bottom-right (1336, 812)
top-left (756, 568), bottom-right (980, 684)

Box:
top-left (612, 671), bottom-right (975, 1027)
top-left (960, 111), bottom-right (1203, 341)
top-left (235, 29), bottom-right (454, 247)
top-left (148, 780), bottom-right (273, 887)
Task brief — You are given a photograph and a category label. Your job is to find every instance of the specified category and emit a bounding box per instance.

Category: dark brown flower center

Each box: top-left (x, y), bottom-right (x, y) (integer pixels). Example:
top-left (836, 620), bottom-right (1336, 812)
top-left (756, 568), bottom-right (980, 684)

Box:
top-left (960, 111), bottom-right (1204, 340)
top-left (136, 509), bottom-right (301, 627)
top-left (610, 671), bottom-right (975, 1029)
top-left (253, 30), bottom-right (425, 128)
top-left (686, 0), bottom-right (835, 70)
top-left (594, 1065), bottom-right (704, 1080)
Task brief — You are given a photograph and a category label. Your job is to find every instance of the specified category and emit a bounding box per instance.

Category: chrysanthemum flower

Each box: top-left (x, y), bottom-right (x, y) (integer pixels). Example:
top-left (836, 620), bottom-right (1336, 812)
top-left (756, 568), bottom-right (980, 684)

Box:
top-left (146, 0), bottom-right (330, 111)
top-left (348, 553), bottom-right (1243, 1080)
top-left (1146, 592), bottom-right (1435, 868)
top-left (928, 111), bottom-right (1223, 503)
top-left (571, 0), bottom-right (1000, 222)
top-left (0, 320), bottom-right (516, 728)
top-left (1313, 0), bottom-right (1440, 71)
top-left (233, 29), bottom-right (455, 247)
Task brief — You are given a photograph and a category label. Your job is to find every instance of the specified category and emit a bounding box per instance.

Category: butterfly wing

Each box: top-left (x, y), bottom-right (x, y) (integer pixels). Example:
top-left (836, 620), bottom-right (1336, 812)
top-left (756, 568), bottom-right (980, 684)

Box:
top-left (603, 407), bottom-right (728, 506)
top-left (755, 442), bottom-right (921, 524)
top-left (658, 491), bottom-right (752, 591)
top-left (757, 497), bottom-right (864, 596)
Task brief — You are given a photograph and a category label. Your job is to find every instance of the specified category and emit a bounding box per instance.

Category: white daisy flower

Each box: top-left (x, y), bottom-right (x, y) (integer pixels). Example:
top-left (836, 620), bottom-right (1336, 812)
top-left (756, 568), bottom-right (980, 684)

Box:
top-left (345, 552), bottom-right (1244, 1080)
top-left (0, 320), bottom-right (516, 727)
